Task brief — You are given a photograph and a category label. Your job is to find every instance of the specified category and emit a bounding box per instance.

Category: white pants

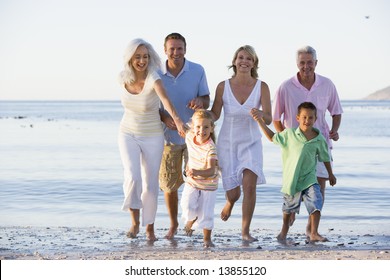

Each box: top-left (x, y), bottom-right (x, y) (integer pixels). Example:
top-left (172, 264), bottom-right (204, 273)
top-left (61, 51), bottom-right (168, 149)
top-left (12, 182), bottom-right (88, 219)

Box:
top-left (180, 183), bottom-right (217, 230)
top-left (118, 131), bottom-right (164, 226)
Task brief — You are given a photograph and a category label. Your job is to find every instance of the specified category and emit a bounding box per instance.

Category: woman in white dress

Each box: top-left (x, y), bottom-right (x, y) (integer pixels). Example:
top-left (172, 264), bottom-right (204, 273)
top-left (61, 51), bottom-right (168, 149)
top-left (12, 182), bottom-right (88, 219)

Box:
top-left (210, 45), bottom-right (272, 242)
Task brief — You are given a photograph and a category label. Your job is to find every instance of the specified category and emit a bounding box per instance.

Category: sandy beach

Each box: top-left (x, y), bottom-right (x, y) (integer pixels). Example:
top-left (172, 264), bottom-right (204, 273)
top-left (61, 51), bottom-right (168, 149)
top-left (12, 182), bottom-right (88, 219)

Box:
top-left (2, 101), bottom-right (390, 263)
top-left (1, 226), bottom-right (389, 260)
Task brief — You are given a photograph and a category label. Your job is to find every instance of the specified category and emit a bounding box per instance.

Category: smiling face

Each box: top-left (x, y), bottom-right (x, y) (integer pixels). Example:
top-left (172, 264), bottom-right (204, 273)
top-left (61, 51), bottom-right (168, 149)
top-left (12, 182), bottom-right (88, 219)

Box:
top-left (296, 107), bottom-right (317, 132)
top-left (130, 45), bottom-right (149, 72)
top-left (192, 116), bottom-right (214, 145)
top-left (297, 52), bottom-right (317, 80)
top-left (164, 38), bottom-right (186, 66)
top-left (234, 50), bottom-right (254, 74)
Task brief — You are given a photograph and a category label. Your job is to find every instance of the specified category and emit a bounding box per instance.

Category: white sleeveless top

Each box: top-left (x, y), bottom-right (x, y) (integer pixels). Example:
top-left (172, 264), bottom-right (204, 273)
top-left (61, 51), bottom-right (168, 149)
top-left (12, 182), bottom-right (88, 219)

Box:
top-left (217, 79), bottom-right (266, 190)
top-left (119, 71), bottom-right (163, 136)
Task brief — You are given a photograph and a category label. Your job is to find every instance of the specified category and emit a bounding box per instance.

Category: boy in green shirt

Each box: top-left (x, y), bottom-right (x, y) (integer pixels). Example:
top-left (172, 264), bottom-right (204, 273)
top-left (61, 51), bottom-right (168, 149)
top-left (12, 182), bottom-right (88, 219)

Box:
top-left (251, 102), bottom-right (336, 243)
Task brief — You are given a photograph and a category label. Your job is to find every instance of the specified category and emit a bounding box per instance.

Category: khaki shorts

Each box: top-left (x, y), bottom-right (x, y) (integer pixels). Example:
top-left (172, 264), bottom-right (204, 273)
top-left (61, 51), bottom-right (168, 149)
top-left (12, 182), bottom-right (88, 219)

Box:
top-left (159, 144), bottom-right (188, 193)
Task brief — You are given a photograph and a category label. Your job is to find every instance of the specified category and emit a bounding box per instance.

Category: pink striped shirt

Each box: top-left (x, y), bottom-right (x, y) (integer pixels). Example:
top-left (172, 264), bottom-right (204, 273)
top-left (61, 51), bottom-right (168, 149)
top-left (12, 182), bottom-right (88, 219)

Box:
top-left (185, 132), bottom-right (219, 191)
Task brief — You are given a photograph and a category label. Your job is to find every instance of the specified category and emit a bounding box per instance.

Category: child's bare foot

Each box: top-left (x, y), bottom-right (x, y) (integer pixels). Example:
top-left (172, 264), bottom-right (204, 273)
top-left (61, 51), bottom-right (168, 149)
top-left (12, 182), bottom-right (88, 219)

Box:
top-left (146, 224), bottom-right (158, 241)
top-left (242, 234), bottom-right (258, 243)
top-left (184, 226), bottom-right (194, 237)
top-left (203, 240), bottom-right (215, 248)
top-left (184, 218), bottom-right (197, 237)
top-left (289, 212), bottom-right (296, 226)
top-left (309, 233), bottom-right (328, 242)
top-left (164, 227), bottom-right (178, 240)
top-left (146, 232), bottom-right (158, 241)
top-left (221, 202), bottom-right (233, 221)
top-left (126, 224), bottom-right (140, 238)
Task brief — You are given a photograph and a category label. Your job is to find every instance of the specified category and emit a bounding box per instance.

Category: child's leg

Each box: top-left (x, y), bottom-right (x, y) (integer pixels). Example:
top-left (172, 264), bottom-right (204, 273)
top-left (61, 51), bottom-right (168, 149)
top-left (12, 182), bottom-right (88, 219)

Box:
top-left (180, 184), bottom-right (199, 236)
top-left (184, 218), bottom-right (197, 237)
top-left (197, 189), bottom-right (217, 228)
top-left (278, 192), bottom-right (301, 242)
top-left (203, 229), bottom-right (214, 248)
top-left (306, 161), bottom-right (329, 234)
top-left (277, 212), bottom-right (291, 242)
top-left (302, 184), bottom-right (327, 242)
top-left (289, 212), bottom-right (296, 226)
top-left (198, 190), bottom-right (217, 246)
top-left (146, 223), bottom-right (157, 241)
top-left (308, 211), bottom-right (328, 242)
top-left (306, 177), bottom-right (327, 235)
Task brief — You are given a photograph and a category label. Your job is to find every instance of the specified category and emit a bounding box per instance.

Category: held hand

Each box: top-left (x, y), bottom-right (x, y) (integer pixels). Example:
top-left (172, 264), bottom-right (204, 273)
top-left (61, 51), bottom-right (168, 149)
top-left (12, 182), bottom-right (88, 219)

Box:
top-left (185, 167), bottom-right (194, 178)
top-left (250, 108), bottom-right (263, 122)
top-left (329, 130), bottom-right (339, 141)
top-left (175, 121), bottom-right (187, 138)
top-left (187, 98), bottom-right (204, 110)
top-left (162, 115), bottom-right (177, 130)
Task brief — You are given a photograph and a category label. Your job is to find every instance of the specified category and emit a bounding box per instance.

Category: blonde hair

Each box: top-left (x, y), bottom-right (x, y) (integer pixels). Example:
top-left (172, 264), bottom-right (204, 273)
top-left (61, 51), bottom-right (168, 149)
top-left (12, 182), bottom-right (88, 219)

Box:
top-left (229, 45), bottom-right (259, 78)
top-left (118, 38), bottom-right (161, 85)
top-left (190, 109), bottom-right (216, 143)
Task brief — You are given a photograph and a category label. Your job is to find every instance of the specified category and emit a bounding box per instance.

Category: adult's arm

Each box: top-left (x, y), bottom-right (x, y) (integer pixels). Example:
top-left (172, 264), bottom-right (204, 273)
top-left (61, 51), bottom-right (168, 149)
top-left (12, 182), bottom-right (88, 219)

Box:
top-left (210, 81), bottom-right (224, 121)
top-left (329, 114), bottom-right (342, 141)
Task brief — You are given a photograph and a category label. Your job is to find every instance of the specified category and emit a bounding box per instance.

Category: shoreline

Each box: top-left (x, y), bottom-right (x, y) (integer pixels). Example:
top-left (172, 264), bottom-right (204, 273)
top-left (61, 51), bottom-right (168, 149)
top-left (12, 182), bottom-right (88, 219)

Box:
top-left (1, 226), bottom-right (389, 260)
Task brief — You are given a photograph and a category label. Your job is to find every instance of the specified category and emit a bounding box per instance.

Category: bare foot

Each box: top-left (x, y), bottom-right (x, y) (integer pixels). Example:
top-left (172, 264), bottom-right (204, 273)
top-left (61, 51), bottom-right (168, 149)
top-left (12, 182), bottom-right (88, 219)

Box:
top-left (242, 234), bottom-right (258, 243)
top-left (184, 226), bottom-right (194, 237)
top-left (126, 224), bottom-right (139, 238)
top-left (146, 232), bottom-right (158, 241)
top-left (146, 224), bottom-right (158, 241)
top-left (289, 212), bottom-right (296, 226)
top-left (309, 233), bottom-right (328, 242)
top-left (203, 240), bottom-right (215, 248)
top-left (276, 233), bottom-right (287, 244)
top-left (184, 218), bottom-right (197, 237)
top-left (164, 227), bottom-right (178, 239)
top-left (220, 202), bottom-right (233, 221)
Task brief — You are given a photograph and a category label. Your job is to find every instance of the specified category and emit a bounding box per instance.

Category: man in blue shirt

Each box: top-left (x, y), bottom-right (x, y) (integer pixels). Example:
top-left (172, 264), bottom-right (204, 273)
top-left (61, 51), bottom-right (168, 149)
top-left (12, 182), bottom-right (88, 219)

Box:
top-left (159, 33), bottom-right (210, 239)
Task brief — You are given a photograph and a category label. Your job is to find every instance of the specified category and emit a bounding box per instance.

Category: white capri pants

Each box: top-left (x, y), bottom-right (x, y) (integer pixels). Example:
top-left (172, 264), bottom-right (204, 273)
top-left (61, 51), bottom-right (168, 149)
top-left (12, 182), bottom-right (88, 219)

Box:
top-left (118, 131), bottom-right (164, 226)
top-left (180, 183), bottom-right (217, 230)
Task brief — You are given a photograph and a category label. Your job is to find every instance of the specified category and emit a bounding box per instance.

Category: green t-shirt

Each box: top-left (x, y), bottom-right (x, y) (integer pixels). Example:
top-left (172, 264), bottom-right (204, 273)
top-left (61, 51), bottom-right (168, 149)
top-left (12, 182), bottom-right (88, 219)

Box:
top-left (273, 127), bottom-right (330, 196)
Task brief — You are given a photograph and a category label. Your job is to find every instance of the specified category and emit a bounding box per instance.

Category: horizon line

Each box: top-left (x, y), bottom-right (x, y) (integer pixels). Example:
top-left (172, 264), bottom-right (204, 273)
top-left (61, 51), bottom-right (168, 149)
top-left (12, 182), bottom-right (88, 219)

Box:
top-left (0, 98), bottom-right (372, 102)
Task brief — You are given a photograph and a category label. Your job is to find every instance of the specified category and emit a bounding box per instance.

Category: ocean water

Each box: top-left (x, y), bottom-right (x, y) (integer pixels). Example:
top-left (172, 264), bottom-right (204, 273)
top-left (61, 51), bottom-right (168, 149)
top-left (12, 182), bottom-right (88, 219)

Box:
top-left (1, 100), bottom-right (389, 236)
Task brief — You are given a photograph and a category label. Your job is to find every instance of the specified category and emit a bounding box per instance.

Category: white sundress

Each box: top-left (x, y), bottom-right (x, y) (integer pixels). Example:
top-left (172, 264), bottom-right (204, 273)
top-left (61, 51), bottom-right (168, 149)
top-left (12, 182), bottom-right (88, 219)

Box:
top-left (217, 79), bottom-right (266, 191)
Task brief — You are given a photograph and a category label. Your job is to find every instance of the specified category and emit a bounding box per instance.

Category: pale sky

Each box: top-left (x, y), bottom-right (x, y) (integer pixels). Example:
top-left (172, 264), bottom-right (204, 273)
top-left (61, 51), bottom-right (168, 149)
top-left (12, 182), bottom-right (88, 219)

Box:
top-left (0, 0), bottom-right (389, 101)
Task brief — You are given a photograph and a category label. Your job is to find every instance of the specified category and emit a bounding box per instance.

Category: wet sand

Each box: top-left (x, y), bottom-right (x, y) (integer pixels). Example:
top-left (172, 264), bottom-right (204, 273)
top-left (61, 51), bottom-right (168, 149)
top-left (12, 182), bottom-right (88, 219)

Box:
top-left (1, 226), bottom-right (389, 260)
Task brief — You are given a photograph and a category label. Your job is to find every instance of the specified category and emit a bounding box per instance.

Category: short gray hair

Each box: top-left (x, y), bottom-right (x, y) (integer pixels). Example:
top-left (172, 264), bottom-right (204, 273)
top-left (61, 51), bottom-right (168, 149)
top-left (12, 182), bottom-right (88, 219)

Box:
top-left (296, 45), bottom-right (317, 62)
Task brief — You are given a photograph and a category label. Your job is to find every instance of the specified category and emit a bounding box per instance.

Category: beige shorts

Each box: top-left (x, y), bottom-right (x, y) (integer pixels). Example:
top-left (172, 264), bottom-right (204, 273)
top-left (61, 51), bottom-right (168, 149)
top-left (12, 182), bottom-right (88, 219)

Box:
top-left (159, 144), bottom-right (188, 193)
